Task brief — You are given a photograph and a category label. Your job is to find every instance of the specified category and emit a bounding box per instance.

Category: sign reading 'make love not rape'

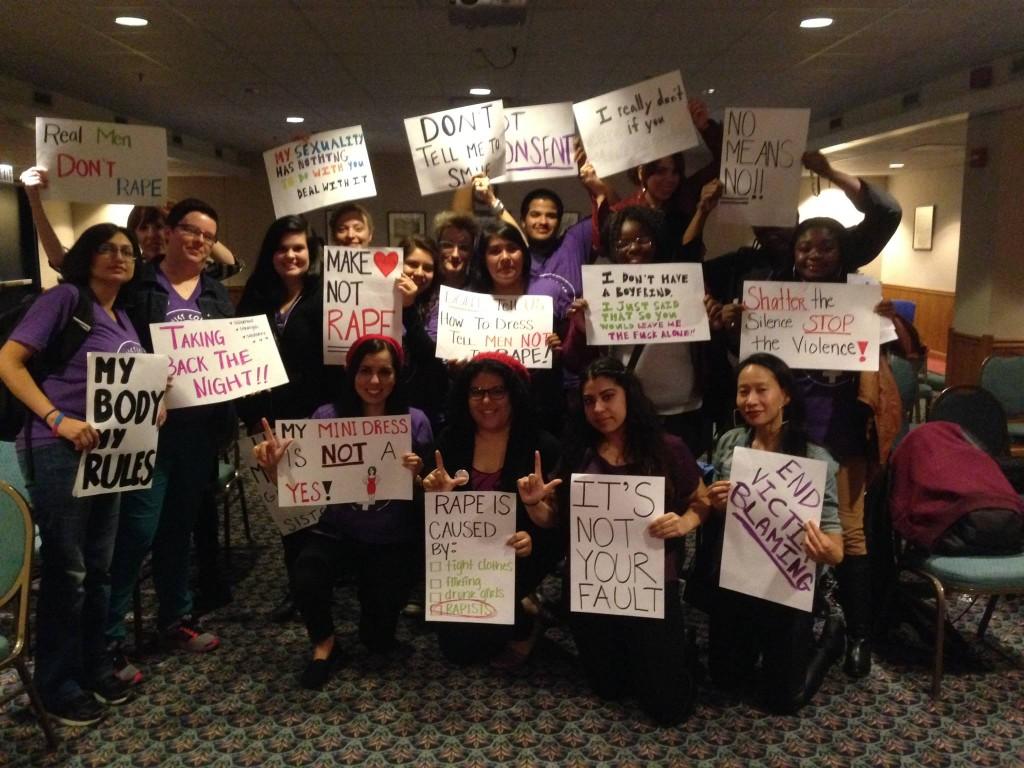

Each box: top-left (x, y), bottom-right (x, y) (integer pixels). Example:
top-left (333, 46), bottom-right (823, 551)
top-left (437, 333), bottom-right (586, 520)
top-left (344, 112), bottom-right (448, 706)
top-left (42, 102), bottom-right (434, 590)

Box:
top-left (404, 101), bottom-right (506, 195)
top-left (323, 246), bottom-right (403, 365)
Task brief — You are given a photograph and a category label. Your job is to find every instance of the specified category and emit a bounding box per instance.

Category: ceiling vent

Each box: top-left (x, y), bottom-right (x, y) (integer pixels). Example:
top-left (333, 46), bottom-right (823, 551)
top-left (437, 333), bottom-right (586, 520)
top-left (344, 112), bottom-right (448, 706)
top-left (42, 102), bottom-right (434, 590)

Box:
top-left (449, 0), bottom-right (527, 28)
top-left (829, 116), bottom-right (843, 132)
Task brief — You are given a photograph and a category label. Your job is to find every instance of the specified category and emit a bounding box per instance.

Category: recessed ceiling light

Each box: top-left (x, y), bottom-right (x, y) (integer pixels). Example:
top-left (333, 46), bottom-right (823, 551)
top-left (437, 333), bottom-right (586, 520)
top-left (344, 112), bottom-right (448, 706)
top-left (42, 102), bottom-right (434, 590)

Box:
top-left (889, 162), bottom-right (905, 169)
top-left (115, 16), bottom-right (149, 27)
top-left (469, 87), bottom-right (491, 96)
top-left (285, 116), bottom-right (305, 124)
top-left (703, 88), bottom-right (716, 95)
top-left (800, 17), bottom-right (833, 29)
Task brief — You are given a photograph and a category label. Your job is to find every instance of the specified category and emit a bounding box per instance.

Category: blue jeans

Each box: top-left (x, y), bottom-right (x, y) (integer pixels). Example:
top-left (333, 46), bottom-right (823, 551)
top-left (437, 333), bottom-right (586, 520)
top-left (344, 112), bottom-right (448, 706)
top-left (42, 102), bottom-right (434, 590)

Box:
top-left (19, 441), bottom-right (120, 709)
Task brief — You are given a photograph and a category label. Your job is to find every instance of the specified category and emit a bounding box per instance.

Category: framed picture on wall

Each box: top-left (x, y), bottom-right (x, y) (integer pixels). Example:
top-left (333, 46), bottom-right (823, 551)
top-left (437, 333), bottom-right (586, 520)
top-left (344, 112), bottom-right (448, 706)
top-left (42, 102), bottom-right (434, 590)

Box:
top-left (387, 211), bottom-right (426, 246)
top-left (913, 205), bottom-right (934, 250)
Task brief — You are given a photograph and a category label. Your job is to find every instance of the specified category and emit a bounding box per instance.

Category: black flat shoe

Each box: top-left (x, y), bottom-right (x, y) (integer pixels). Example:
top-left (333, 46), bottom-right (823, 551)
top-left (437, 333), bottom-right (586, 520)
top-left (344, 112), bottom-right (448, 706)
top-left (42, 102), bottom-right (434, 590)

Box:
top-left (844, 635), bottom-right (872, 678)
top-left (299, 645), bottom-right (345, 690)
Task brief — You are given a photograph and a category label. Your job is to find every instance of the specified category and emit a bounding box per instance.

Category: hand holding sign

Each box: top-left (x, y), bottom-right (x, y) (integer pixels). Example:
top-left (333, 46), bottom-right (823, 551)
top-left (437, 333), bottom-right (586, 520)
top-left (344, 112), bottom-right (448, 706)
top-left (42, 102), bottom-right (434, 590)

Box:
top-left (507, 531), bottom-right (532, 558)
top-left (647, 511), bottom-right (698, 540)
top-left (422, 450), bottom-right (470, 493)
top-left (803, 520), bottom-right (842, 566)
top-left (60, 417), bottom-right (100, 452)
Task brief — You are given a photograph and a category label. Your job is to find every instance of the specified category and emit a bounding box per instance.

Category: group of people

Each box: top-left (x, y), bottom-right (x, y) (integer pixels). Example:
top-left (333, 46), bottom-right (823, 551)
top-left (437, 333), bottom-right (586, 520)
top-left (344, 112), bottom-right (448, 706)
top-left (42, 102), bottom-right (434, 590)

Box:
top-left (5, 102), bottom-right (909, 728)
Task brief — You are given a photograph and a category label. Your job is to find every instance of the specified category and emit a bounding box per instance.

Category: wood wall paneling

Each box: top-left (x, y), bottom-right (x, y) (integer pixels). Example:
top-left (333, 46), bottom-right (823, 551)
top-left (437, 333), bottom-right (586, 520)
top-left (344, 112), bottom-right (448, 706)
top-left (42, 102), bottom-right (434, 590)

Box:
top-left (946, 330), bottom-right (1024, 387)
top-left (881, 284), bottom-right (955, 356)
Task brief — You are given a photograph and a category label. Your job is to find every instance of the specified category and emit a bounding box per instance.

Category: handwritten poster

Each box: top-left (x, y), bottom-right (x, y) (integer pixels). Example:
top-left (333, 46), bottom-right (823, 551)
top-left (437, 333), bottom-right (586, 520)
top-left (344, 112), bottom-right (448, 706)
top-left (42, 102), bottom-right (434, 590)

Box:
top-left (718, 108), bottom-right (810, 227)
top-left (573, 71), bottom-right (699, 178)
top-left (846, 273), bottom-right (899, 344)
top-left (150, 315), bottom-right (289, 409)
top-left (262, 125), bottom-right (376, 218)
top-left (404, 100), bottom-right (506, 195)
top-left (434, 286), bottom-right (553, 368)
top-left (35, 117), bottom-right (166, 205)
top-left (73, 354), bottom-right (167, 497)
top-left (275, 415), bottom-right (412, 508)
top-left (570, 473), bottom-right (665, 618)
top-left (581, 263), bottom-right (711, 345)
top-left (720, 447), bottom-right (826, 612)
top-left (425, 491), bottom-right (516, 625)
top-left (238, 433), bottom-right (324, 535)
top-left (495, 102), bottom-right (576, 183)
top-left (323, 246), bottom-right (403, 365)
top-left (739, 280), bottom-right (881, 371)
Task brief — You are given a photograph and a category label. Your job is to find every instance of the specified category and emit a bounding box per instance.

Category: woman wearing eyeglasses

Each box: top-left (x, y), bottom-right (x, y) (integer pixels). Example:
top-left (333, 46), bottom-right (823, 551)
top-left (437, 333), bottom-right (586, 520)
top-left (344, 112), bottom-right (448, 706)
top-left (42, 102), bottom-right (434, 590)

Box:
top-left (420, 212), bottom-right (479, 342)
top-left (0, 224), bottom-right (151, 726)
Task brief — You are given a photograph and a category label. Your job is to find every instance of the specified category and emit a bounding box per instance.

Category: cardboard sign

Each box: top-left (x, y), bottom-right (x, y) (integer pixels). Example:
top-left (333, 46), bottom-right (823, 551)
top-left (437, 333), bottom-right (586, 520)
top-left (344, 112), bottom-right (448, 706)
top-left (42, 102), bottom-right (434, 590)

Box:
top-left (73, 354), bottom-right (167, 497)
top-left (36, 117), bottom-right (167, 205)
top-left (570, 473), bottom-right (665, 618)
top-left (846, 274), bottom-right (899, 344)
top-left (238, 433), bottom-right (324, 535)
top-left (150, 315), bottom-right (289, 409)
top-left (495, 102), bottom-right (576, 183)
top-left (739, 280), bottom-right (881, 371)
top-left (719, 447), bottom-right (826, 612)
top-left (275, 415), bottom-right (413, 508)
top-left (263, 125), bottom-right (376, 218)
top-left (404, 100), bottom-right (506, 195)
top-left (581, 263), bottom-right (711, 345)
top-left (573, 71), bottom-right (699, 178)
top-left (434, 286), bottom-right (553, 368)
top-left (323, 246), bottom-right (403, 365)
top-left (424, 491), bottom-right (516, 625)
top-left (718, 108), bottom-right (810, 227)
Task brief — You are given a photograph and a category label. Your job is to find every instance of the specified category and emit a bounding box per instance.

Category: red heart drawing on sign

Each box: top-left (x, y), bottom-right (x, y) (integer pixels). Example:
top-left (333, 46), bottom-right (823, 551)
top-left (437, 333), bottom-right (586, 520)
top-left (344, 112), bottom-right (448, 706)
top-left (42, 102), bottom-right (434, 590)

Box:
top-left (374, 250), bottom-right (399, 277)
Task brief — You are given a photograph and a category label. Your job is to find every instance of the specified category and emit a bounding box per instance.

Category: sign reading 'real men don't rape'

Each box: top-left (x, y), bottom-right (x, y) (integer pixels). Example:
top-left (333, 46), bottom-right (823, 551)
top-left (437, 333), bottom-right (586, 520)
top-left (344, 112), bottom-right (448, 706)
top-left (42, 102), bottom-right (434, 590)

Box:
top-left (495, 102), bottom-right (576, 183)
top-left (73, 353), bottom-right (167, 498)
top-left (404, 101), bottom-right (506, 195)
top-left (739, 280), bottom-right (881, 371)
top-left (36, 117), bottom-right (167, 205)
top-left (323, 246), bottom-right (403, 365)
top-left (573, 71), bottom-right (699, 178)
top-left (150, 315), bottom-right (288, 409)
top-left (262, 125), bottom-right (376, 218)
top-left (720, 447), bottom-right (827, 612)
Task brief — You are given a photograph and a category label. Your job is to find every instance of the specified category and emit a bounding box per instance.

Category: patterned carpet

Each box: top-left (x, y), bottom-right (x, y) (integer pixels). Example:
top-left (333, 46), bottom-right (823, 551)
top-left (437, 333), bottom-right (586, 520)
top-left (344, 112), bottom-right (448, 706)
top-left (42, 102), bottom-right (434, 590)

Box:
top-left (3, 487), bottom-right (1023, 767)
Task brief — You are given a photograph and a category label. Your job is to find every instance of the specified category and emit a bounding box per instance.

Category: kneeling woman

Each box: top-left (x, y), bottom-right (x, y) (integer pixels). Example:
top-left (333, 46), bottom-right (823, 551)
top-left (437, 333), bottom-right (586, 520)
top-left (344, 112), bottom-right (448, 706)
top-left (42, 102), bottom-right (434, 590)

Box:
top-left (255, 335), bottom-right (433, 689)
top-left (704, 353), bottom-right (844, 713)
top-left (544, 357), bottom-right (708, 725)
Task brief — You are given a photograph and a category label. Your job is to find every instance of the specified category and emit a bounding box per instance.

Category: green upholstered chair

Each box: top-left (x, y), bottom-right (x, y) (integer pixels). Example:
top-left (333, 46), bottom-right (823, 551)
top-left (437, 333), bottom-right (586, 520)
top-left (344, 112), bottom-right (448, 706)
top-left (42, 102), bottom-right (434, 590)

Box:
top-left (980, 355), bottom-right (1024, 456)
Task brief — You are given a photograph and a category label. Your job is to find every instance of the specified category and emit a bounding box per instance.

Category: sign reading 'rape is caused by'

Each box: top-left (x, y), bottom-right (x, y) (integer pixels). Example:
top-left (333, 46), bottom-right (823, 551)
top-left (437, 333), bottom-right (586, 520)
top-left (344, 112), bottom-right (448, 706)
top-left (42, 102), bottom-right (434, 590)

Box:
top-left (404, 101), bottom-right (506, 195)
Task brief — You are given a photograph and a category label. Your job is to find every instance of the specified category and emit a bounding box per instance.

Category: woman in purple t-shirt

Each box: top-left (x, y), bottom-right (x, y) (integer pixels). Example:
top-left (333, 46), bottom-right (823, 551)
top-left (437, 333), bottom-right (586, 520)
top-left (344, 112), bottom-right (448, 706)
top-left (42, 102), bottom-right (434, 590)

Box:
top-left (0, 223), bottom-right (146, 727)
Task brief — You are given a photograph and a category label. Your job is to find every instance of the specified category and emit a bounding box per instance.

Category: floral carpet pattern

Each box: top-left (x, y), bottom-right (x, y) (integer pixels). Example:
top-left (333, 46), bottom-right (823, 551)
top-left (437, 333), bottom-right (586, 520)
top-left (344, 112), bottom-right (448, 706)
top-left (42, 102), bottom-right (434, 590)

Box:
top-left (3, 489), bottom-right (1023, 767)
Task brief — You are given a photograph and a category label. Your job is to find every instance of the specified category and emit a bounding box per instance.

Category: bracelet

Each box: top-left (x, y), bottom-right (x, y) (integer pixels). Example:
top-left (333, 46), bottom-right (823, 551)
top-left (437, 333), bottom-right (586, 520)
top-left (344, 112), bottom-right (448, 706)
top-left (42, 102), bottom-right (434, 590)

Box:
top-left (491, 199), bottom-right (505, 215)
top-left (43, 407), bottom-right (59, 423)
top-left (50, 411), bottom-right (65, 436)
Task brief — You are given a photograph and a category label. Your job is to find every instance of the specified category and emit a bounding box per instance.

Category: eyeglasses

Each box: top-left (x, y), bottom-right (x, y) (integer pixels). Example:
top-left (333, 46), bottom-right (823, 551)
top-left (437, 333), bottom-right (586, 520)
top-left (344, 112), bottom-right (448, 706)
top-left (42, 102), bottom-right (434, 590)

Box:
top-left (614, 236), bottom-right (652, 252)
top-left (96, 243), bottom-right (137, 260)
top-left (175, 223), bottom-right (218, 245)
top-left (439, 240), bottom-right (472, 254)
top-left (469, 385), bottom-right (508, 402)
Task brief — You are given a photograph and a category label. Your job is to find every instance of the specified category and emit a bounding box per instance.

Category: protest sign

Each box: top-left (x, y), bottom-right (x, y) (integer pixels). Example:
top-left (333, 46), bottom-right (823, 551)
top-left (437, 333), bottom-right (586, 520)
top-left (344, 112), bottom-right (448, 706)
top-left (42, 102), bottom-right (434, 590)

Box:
top-left (434, 286), bottom-right (553, 368)
top-left (581, 263), bottom-right (711, 345)
top-left (570, 473), bottom-right (665, 618)
top-left (73, 353), bottom-right (167, 497)
top-left (322, 246), bottom-right (403, 364)
top-left (573, 71), bottom-right (699, 178)
top-left (424, 491), bottom-right (516, 625)
top-left (150, 315), bottom-right (289, 409)
top-left (275, 415), bottom-right (412, 508)
top-left (238, 433), bottom-right (323, 535)
top-left (495, 102), bottom-right (576, 183)
top-left (262, 125), bottom-right (376, 218)
top-left (739, 280), bottom-right (881, 371)
top-left (36, 117), bottom-right (166, 205)
top-left (718, 108), bottom-right (810, 227)
top-left (719, 447), bottom-right (827, 612)
top-left (846, 273), bottom-right (899, 344)
top-left (404, 100), bottom-right (505, 195)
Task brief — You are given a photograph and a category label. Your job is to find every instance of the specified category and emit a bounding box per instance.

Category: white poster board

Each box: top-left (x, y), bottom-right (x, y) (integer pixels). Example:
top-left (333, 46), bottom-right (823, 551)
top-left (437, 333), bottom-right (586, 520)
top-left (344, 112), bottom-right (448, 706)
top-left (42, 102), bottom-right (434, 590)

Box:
top-left (581, 263), bottom-right (711, 345)
top-left (495, 102), bottom-right (576, 183)
top-left (73, 354), bottom-right (167, 497)
top-left (435, 286), bottom-right (553, 368)
top-left (570, 473), bottom-right (665, 618)
top-left (739, 280), bottom-right (881, 371)
top-left (719, 447), bottom-right (826, 612)
top-left (718, 108), bottom-right (810, 227)
top-left (36, 117), bottom-right (167, 205)
top-left (150, 315), bottom-right (288, 409)
top-left (263, 125), bottom-right (376, 218)
top-left (275, 416), bottom-right (412, 508)
top-left (573, 71), bottom-right (699, 178)
top-left (323, 246), bottom-right (403, 365)
top-left (238, 433), bottom-right (324, 535)
top-left (424, 491), bottom-right (516, 625)
top-left (846, 273), bottom-right (899, 344)
top-left (404, 100), bottom-right (505, 195)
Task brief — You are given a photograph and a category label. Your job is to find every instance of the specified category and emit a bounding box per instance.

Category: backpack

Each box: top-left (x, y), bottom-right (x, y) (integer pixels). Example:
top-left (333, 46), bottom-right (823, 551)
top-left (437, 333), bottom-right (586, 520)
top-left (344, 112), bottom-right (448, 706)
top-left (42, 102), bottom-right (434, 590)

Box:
top-left (0, 287), bottom-right (94, 441)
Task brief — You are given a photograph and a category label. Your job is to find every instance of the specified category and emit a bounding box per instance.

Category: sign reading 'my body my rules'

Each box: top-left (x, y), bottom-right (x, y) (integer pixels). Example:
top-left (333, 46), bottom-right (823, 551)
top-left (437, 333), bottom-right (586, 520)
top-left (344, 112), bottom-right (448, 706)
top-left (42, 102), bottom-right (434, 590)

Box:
top-left (404, 100), bottom-right (505, 195)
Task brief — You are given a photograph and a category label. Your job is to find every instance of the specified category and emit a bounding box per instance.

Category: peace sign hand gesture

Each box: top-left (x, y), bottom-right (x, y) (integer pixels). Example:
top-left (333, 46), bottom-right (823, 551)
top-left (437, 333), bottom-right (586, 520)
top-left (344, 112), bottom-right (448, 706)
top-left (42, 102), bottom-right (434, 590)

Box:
top-left (421, 450), bottom-right (470, 493)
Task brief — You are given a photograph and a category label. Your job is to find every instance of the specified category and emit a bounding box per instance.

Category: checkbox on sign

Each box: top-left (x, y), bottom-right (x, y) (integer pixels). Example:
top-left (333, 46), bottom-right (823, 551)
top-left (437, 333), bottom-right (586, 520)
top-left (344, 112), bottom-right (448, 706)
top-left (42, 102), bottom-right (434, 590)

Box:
top-left (429, 604), bottom-right (442, 615)
top-left (429, 592), bottom-right (442, 605)
top-left (429, 561), bottom-right (441, 572)
top-left (430, 578), bottom-right (441, 589)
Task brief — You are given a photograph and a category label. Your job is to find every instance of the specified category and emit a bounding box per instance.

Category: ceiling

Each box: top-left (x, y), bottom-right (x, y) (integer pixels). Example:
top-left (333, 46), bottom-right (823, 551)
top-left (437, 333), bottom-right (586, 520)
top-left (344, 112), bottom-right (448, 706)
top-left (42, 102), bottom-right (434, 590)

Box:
top-left (0, 0), bottom-right (1020, 164)
top-left (823, 114), bottom-right (968, 176)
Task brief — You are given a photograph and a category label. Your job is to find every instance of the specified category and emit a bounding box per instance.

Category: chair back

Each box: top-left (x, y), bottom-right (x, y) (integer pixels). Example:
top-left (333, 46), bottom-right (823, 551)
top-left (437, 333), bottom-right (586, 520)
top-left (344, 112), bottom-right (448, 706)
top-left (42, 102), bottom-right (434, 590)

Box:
top-left (0, 441), bottom-right (28, 501)
top-left (0, 480), bottom-right (32, 663)
top-left (888, 354), bottom-right (917, 421)
top-left (929, 385), bottom-right (1010, 457)
top-left (980, 355), bottom-right (1024, 420)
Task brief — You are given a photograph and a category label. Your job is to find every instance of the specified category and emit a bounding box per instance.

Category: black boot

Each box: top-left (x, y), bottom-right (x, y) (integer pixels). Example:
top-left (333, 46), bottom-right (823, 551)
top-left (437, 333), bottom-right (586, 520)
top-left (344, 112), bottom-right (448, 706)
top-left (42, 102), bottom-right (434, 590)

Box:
top-left (270, 592), bottom-right (298, 623)
top-left (837, 554), bottom-right (872, 678)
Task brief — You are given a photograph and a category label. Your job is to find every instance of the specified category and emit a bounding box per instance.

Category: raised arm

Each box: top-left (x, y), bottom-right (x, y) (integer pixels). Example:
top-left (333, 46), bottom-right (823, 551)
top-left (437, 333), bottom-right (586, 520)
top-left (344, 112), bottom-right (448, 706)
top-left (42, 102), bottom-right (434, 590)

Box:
top-left (19, 167), bottom-right (67, 271)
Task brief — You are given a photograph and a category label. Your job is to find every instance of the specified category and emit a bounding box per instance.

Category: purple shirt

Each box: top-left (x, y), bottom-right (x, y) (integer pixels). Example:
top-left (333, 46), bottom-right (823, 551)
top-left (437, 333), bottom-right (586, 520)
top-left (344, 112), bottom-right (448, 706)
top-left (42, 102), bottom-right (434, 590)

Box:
top-left (11, 284), bottom-right (143, 448)
top-left (530, 218), bottom-right (590, 294)
top-left (470, 468), bottom-right (502, 492)
top-left (156, 269), bottom-right (203, 321)
top-left (796, 370), bottom-right (868, 460)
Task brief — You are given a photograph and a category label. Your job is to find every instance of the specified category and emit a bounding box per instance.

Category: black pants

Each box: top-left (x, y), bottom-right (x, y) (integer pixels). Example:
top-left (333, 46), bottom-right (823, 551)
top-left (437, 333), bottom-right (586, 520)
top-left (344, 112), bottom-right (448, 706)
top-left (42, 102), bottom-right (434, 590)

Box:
top-left (568, 582), bottom-right (694, 725)
top-left (289, 530), bottom-right (416, 651)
